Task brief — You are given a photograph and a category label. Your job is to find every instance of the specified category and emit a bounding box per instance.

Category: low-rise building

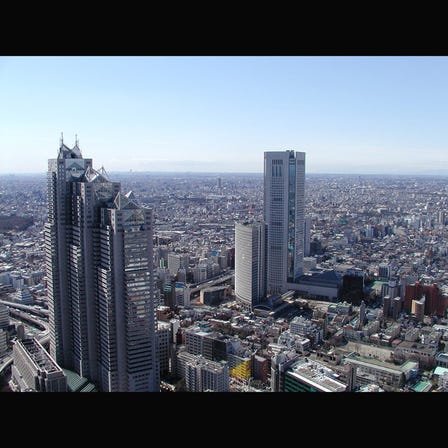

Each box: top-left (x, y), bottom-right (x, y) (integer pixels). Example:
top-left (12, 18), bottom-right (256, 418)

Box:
top-left (11, 337), bottom-right (67, 392)
top-left (344, 353), bottom-right (418, 390)
top-left (284, 357), bottom-right (347, 392)
top-left (394, 341), bottom-right (437, 369)
top-left (435, 352), bottom-right (448, 368)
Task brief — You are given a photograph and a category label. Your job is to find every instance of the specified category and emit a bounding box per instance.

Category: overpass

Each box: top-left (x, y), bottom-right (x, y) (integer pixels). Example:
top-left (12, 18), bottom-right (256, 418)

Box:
top-left (188, 271), bottom-right (234, 296)
top-left (0, 355), bottom-right (12, 375)
top-left (8, 309), bottom-right (48, 331)
top-left (0, 301), bottom-right (51, 377)
top-left (0, 300), bottom-right (49, 318)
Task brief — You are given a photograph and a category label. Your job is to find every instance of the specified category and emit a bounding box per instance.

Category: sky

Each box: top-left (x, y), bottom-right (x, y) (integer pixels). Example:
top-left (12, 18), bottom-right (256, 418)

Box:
top-left (1, 56), bottom-right (448, 175)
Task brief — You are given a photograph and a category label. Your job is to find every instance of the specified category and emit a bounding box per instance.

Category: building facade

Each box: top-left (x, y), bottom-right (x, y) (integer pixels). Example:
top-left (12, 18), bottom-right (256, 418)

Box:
top-left (185, 355), bottom-right (230, 392)
top-left (264, 151), bottom-right (306, 293)
top-left (235, 221), bottom-right (267, 310)
top-left (0, 329), bottom-right (7, 356)
top-left (0, 303), bottom-right (8, 329)
top-left (344, 353), bottom-right (418, 391)
top-left (11, 337), bottom-right (67, 392)
top-left (158, 320), bottom-right (171, 377)
top-left (45, 138), bottom-right (159, 392)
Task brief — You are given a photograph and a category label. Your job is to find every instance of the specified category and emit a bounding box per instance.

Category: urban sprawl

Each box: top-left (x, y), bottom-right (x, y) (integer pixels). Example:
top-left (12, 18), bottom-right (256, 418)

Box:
top-left (1, 143), bottom-right (448, 393)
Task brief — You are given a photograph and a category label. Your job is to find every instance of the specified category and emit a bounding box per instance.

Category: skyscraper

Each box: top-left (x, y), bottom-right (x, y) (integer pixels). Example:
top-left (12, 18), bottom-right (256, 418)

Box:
top-left (234, 221), bottom-right (267, 310)
top-left (264, 150), bottom-right (305, 293)
top-left (45, 136), bottom-right (159, 391)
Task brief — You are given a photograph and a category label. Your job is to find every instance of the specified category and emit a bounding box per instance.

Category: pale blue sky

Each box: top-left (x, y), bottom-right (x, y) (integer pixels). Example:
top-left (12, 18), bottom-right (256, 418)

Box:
top-left (1, 56), bottom-right (448, 174)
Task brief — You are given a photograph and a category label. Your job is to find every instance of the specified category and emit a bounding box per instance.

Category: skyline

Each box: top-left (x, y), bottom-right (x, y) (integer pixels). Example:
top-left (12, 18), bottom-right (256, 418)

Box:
top-left (2, 56), bottom-right (448, 175)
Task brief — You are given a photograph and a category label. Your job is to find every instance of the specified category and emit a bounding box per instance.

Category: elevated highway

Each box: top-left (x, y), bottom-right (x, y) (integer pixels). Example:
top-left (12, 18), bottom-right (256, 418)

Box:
top-left (188, 271), bottom-right (234, 296)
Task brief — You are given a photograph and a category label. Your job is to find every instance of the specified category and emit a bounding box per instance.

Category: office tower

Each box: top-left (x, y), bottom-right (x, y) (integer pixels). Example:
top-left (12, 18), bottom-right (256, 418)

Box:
top-left (383, 295), bottom-right (391, 319)
top-left (45, 137), bottom-right (159, 391)
top-left (378, 263), bottom-right (390, 280)
top-left (264, 150), bottom-right (305, 293)
top-left (234, 221), bottom-right (267, 310)
top-left (168, 253), bottom-right (188, 276)
top-left (11, 337), bottom-right (67, 392)
top-left (391, 296), bottom-right (402, 320)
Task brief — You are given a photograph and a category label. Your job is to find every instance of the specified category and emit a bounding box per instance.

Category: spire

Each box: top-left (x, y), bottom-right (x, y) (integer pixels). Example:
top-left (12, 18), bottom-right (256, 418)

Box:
top-left (60, 132), bottom-right (64, 146)
top-left (71, 134), bottom-right (82, 157)
top-left (99, 165), bottom-right (109, 180)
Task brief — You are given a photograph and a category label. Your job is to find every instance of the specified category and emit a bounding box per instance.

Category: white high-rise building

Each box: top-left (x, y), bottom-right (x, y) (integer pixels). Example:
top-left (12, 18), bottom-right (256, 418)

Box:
top-left (235, 221), bottom-right (267, 310)
top-left (264, 150), bottom-right (306, 293)
top-left (167, 253), bottom-right (181, 274)
top-left (185, 355), bottom-right (230, 392)
top-left (45, 136), bottom-right (159, 392)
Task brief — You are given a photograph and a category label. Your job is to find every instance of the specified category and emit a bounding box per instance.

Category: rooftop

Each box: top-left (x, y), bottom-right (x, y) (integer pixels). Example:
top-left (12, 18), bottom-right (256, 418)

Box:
top-left (345, 353), bottom-right (409, 375)
top-left (287, 358), bottom-right (346, 392)
top-left (298, 269), bottom-right (342, 287)
top-left (62, 368), bottom-right (98, 392)
top-left (18, 338), bottom-right (62, 374)
top-left (434, 366), bottom-right (448, 376)
top-left (412, 381), bottom-right (432, 392)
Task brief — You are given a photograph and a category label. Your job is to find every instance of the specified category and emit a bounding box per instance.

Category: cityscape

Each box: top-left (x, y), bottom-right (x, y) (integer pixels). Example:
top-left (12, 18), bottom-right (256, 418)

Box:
top-left (1, 139), bottom-right (448, 393)
top-left (2, 56), bottom-right (448, 393)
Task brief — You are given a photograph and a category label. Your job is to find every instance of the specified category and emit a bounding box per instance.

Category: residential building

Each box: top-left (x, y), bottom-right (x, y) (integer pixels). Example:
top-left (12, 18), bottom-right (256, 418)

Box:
top-left (185, 355), bottom-right (230, 392)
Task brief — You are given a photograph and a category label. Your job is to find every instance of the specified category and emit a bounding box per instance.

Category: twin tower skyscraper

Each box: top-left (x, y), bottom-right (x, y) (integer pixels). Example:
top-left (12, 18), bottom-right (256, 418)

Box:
top-left (235, 150), bottom-right (306, 310)
top-left (45, 138), bottom-right (159, 392)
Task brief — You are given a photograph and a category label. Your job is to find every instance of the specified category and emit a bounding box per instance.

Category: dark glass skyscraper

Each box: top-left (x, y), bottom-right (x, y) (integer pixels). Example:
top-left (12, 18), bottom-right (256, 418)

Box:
top-left (45, 137), bottom-right (159, 391)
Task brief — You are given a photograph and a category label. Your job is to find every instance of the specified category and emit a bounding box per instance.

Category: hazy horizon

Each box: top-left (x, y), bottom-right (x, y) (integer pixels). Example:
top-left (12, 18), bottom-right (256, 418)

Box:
top-left (2, 170), bottom-right (448, 178)
top-left (2, 56), bottom-right (448, 176)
